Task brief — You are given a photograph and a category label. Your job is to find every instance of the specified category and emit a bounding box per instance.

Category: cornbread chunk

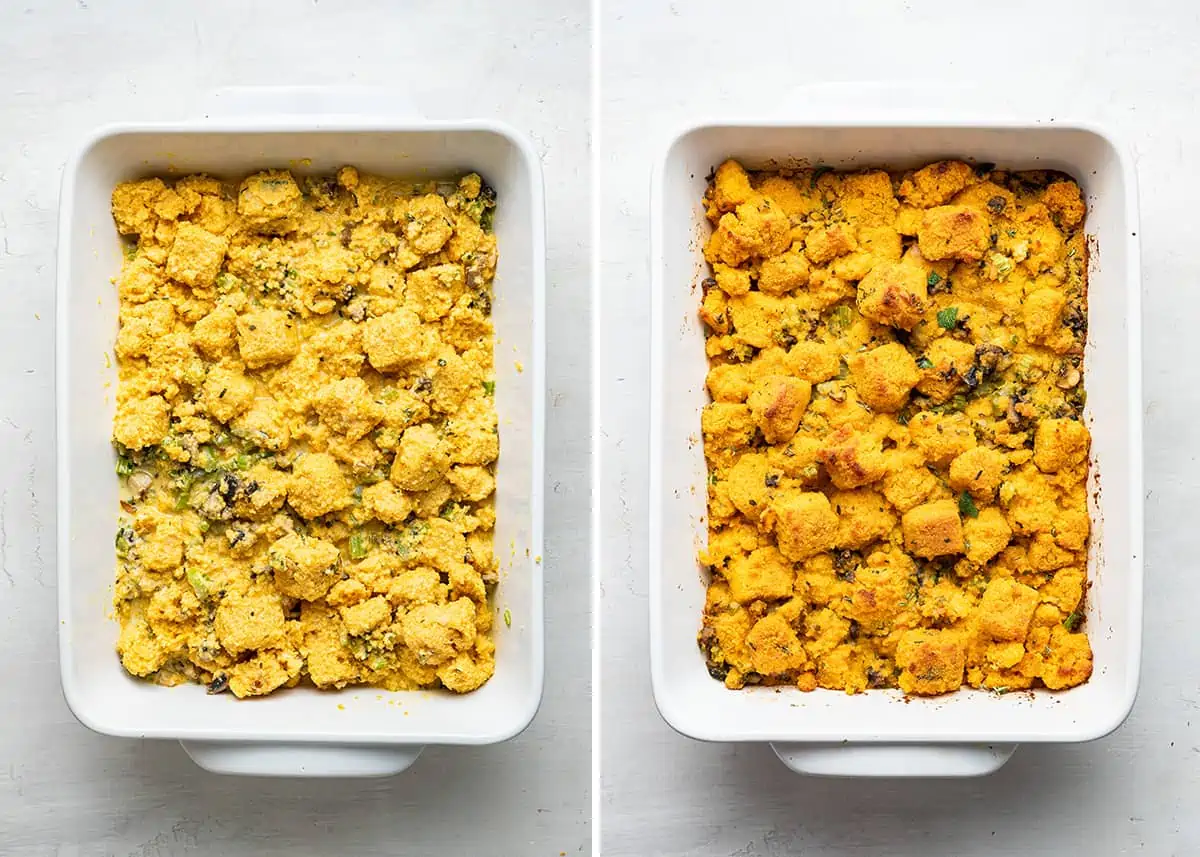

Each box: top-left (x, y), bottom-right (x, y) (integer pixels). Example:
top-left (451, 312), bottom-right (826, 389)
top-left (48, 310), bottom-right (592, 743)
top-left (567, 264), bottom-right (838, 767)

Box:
top-left (902, 499), bottom-right (965, 558)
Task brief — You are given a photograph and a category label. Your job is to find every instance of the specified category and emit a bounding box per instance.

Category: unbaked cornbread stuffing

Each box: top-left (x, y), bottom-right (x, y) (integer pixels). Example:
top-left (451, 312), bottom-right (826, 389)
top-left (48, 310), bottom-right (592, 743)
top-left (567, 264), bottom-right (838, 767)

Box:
top-left (110, 166), bottom-right (501, 698)
top-left (697, 159), bottom-right (1094, 695)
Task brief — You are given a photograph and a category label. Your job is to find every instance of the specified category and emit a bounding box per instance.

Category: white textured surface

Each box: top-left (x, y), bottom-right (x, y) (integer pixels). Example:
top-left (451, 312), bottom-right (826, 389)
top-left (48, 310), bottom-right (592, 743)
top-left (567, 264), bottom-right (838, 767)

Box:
top-left (600, 0), bottom-right (1189, 854)
top-left (0, 0), bottom-right (590, 854)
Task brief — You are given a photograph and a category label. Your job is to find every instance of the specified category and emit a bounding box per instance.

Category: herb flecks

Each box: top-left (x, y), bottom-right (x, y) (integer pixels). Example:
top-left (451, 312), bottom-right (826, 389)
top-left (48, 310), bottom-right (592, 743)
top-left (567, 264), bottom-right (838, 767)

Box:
top-left (958, 491), bottom-right (979, 518)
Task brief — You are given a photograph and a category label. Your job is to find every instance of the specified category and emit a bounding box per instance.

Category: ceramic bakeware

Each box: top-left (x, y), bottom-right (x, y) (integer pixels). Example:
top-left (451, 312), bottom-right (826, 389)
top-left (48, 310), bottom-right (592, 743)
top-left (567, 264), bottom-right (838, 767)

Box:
top-left (650, 108), bottom-right (1142, 777)
top-left (57, 89), bottom-right (545, 777)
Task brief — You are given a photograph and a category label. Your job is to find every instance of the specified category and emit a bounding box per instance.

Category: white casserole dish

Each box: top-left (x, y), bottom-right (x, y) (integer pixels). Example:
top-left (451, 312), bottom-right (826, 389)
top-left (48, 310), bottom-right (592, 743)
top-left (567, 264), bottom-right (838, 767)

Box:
top-left (650, 114), bottom-right (1143, 777)
top-left (56, 90), bottom-right (545, 777)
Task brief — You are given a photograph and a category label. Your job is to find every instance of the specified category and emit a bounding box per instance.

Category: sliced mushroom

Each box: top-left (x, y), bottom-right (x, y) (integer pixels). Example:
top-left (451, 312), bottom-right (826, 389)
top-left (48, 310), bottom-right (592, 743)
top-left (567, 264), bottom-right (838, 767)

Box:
top-left (127, 470), bottom-right (154, 499)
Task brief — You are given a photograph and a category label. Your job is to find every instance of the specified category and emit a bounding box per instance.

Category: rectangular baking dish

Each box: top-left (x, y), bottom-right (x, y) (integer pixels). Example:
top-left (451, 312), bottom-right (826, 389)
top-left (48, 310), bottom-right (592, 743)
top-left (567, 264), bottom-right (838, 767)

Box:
top-left (56, 91), bottom-right (545, 777)
top-left (649, 116), bottom-right (1142, 777)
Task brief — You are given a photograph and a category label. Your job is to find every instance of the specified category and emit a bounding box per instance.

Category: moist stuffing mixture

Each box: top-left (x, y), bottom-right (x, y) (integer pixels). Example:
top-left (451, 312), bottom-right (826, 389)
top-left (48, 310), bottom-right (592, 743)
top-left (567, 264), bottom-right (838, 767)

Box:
top-left (110, 166), bottom-right (500, 698)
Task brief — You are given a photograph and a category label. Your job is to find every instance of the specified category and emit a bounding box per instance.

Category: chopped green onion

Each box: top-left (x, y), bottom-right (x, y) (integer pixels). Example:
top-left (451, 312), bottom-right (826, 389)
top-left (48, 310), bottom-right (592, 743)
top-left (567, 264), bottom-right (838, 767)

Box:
top-left (503, 608), bottom-right (512, 627)
top-left (916, 356), bottom-right (933, 370)
top-left (234, 453), bottom-right (254, 471)
top-left (937, 306), bottom-right (959, 330)
top-left (352, 485), bottom-right (364, 501)
top-left (482, 380), bottom-right (495, 395)
top-left (349, 532), bottom-right (369, 559)
top-left (1063, 611), bottom-right (1083, 631)
top-left (115, 455), bottom-right (134, 477)
top-left (927, 272), bottom-right (941, 288)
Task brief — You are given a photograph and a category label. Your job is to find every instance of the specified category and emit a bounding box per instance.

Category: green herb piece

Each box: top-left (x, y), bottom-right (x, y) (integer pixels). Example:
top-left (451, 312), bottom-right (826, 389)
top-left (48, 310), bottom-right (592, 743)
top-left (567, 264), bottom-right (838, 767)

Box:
top-left (927, 272), bottom-right (941, 288)
top-left (1063, 611), bottom-right (1083, 631)
top-left (941, 394), bottom-right (968, 413)
top-left (198, 520), bottom-right (210, 533)
top-left (115, 455), bottom-right (134, 477)
top-left (213, 431), bottom-right (232, 447)
top-left (379, 387), bottom-right (400, 402)
top-left (482, 380), bottom-right (496, 395)
top-left (234, 454), bottom-right (254, 471)
top-left (958, 491), bottom-right (979, 518)
top-left (200, 446), bottom-right (221, 473)
top-left (172, 472), bottom-right (194, 511)
top-left (114, 527), bottom-right (133, 556)
top-left (352, 485), bottom-right (364, 501)
top-left (186, 567), bottom-right (211, 600)
top-left (349, 532), bottom-right (369, 560)
top-left (916, 356), bottom-right (933, 370)
top-left (937, 306), bottom-right (959, 330)
top-left (503, 608), bottom-right (512, 627)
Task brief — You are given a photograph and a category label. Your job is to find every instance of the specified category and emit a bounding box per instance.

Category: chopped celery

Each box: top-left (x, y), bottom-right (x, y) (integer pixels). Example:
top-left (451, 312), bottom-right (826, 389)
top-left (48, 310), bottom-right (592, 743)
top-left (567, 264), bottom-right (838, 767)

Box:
top-left (186, 567), bottom-right (211, 599)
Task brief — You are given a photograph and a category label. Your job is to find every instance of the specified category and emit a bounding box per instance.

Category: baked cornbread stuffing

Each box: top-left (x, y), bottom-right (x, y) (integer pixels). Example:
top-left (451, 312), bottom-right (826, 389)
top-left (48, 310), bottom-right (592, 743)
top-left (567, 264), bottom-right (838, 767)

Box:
top-left (110, 166), bottom-right (501, 697)
top-left (697, 159), bottom-right (1093, 695)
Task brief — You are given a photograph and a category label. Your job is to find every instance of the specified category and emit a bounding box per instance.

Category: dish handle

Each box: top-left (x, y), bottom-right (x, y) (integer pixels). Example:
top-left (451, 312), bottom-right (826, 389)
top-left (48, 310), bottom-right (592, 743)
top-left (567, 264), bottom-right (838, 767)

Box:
top-left (179, 741), bottom-right (424, 778)
top-left (769, 742), bottom-right (1017, 778)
